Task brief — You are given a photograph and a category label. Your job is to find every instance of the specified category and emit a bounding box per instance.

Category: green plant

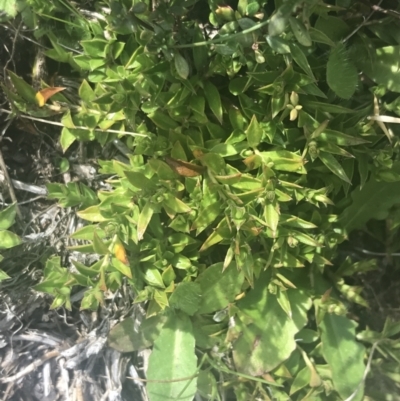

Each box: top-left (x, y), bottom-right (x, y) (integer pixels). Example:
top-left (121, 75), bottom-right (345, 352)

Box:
top-left (3, 0), bottom-right (400, 400)
top-left (0, 203), bottom-right (22, 281)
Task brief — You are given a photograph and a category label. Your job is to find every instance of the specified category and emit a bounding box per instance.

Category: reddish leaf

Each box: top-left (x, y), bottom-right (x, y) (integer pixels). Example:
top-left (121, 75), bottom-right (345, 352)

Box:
top-left (36, 87), bottom-right (66, 107)
top-left (165, 156), bottom-right (205, 177)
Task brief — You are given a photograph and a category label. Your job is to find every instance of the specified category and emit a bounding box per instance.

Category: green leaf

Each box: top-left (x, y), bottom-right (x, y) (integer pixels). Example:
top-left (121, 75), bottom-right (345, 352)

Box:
top-left (0, 0), bottom-right (17, 17)
top-left (291, 230), bottom-right (323, 247)
top-left (309, 27), bottom-right (335, 46)
top-left (281, 215), bottom-right (317, 229)
top-left (318, 151), bottom-right (351, 184)
top-left (190, 95), bottom-right (207, 123)
top-left (315, 16), bottom-right (350, 42)
top-left (93, 231), bottom-right (108, 254)
top-left (201, 152), bottom-right (225, 174)
top-left (340, 178), bottom-right (400, 232)
top-left (58, 157), bottom-right (70, 173)
top-left (228, 106), bottom-right (245, 131)
top-left (0, 269), bottom-right (10, 282)
top-left (302, 100), bottom-right (355, 114)
top-left (296, 328), bottom-right (319, 344)
top-left (7, 70), bottom-right (36, 104)
top-left (271, 94), bottom-right (285, 119)
top-left (163, 194), bottom-right (191, 214)
top-left (108, 315), bottom-right (167, 353)
top-left (229, 77), bottom-right (248, 95)
top-left (81, 38), bottom-right (108, 57)
top-left (169, 282), bottom-right (202, 315)
top-left (162, 265), bottom-right (176, 286)
top-left (290, 43), bottom-right (315, 80)
top-left (171, 254), bottom-right (192, 270)
top-left (260, 150), bottom-right (306, 174)
top-left (215, 173), bottom-right (242, 186)
top-left (174, 52), bottom-right (189, 80)
top-left (360, 45), bottom-right (400, 92)
top-left (193, 26), bottom-right (208, 72)
top-left (60, 128), bottom-right (77, 153)
top-left (171, 141), bottom-right (187, 161)
top-left (268, 9), bottom-right (287, 37)
top-left (318, 144), bottom-right (353, 159)
top-left (318, 129), bottom-right (369, 147)
top-left (0, 230), bottom-right (22, 249)
top-left (131, 2), bottom-right (147, 13)
top-left (264, 201), bottom-right (279, 236)
top-left (78, 79), bottom-right (96, 102)
top-left (267, 35), bottom-right (291, 54)
top-left (148, 159), bottom-right (177, 180)
top-left (147, 314), bottom-right (197, 401)
top-left (327, 43), bottom-right (358, 99)
top-left (196, 262), bottom-right (244, 314)
top-left (77, 205), bottom-right (108, 222)
top-left (210, 143), bottom-right (240, 157)
top-left (125, 171), bottom-right (157, 190)
top-left (154, 289), bottom-right (169, 310)
top-left (192, 202), bottom-right (221, 234)
top-left (168, 233), bottom-right (197, 253)
top-left (289, 17), bottom-right (311, 47)
top-left (246, 115), bottom-right (262, 148)
top-left (148, 110), bottom-right (179, 130)
top-left (290, 366), bottom-right (311, 395)
top-left (199, 225), bottom-right (226, 252)
top-left (72, 259), bottom-right (100, 277)
top-left (0, 203), bottom-right (17, 230)
top-left (138, 202), bottom-right (156, 240)
top-left (112, 257), bottom-right (132, 279)
top-left (276, 288), bottom-right (292, 317)
top-left (232, 271), bottom-right (311, 375)
top-left (144, 267), bottom-right (165, 288)
top-left (204, 81), bottom-right (223, 124)
top-left (320, 314), bottom-right (365, 401)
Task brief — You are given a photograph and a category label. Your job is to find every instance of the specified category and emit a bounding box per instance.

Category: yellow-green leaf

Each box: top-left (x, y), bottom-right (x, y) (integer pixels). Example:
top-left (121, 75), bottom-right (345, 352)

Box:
top-left (0, 230), bottom-right (22, 249)
top-left (174, 52), bottom-right (189, 80)
top-left (204, 81), bottom-right (223, 124)
top-left (77, 205), bottom-right (109, 222)
top-left (246, 115), bottom-right (262, 148)
top-left (138, 202), bottom-right (155, 240)
top-left (0, 203), bottom-right (17, 230)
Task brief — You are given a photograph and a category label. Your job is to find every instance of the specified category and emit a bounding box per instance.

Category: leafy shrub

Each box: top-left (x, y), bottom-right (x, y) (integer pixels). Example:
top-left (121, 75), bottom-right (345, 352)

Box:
top-left (3, 0), bottom-right (400, 400)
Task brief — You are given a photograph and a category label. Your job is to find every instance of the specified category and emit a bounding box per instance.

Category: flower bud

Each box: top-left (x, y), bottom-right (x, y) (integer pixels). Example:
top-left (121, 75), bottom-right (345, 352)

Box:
top-left (290, 91), bottom-right (299, 106)
top-left (290, 108), bottom-right (298, 121)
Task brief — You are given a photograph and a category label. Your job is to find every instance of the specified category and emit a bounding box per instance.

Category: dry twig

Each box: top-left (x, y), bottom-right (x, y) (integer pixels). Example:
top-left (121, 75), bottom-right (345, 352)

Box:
top-left (0, 350), bottom-right (59, 383)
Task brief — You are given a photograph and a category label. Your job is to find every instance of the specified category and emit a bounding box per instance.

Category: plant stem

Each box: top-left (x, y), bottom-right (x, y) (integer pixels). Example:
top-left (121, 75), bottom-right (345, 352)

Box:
top-left (173, 20), bottom-right (270, 49)
top-left (0, 147), bottom-right (23, 219)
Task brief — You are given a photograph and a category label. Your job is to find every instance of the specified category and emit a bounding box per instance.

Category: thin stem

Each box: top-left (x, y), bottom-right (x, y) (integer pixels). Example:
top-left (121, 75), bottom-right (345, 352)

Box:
top-left (372, 4), bottom-right (400, 19)
top-left (0, 147), bottom-right (23, 219)
top-left (342, 0), bottom-right (383, 43)
top-left (36, 13), bottom-right (84, 29)
top-left (58, 0), bottom-right (88, 23)
top-left (0, 109), bottom-right (149, 137)
top-left (3, 20), bottom-right (22, 75)
top-left (173, 19), bottom-right (270, 49)
top-left (343, 341), bottom-right (380, 401)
